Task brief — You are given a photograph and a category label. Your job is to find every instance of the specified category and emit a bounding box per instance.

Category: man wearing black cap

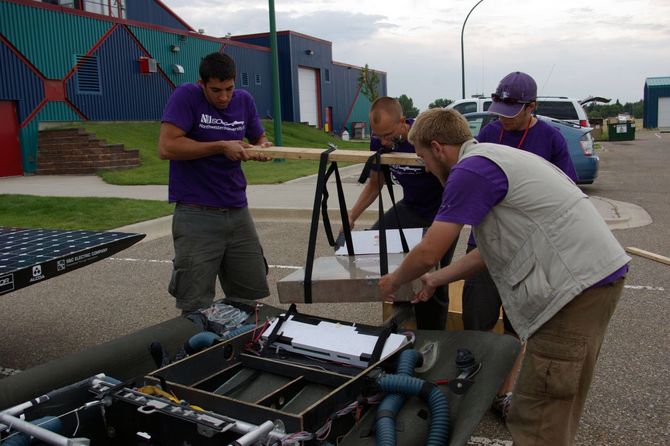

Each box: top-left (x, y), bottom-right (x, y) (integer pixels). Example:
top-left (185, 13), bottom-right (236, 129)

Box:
top-left (462, 72), bottom-right (579, 417)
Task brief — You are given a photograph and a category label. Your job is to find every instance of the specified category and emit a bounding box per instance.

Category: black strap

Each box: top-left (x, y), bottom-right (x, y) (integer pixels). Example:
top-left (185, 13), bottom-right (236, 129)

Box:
top-left (321, 162), bottom-right (337, 246)
top-left (380, 166), bottom-right (410, 254)
top-left (304, 147), bottom-right (336, 303)
top-left (358, 149), bottom-right (411, 277)
top-left (261, 304), bottom-right (297, 356)
top-left (320, 162), bottom-right (354, 255)
top-left (375, 151), bottom-right (389, 275)
top-left (368, 324), bottom-right (393, 365)
top-left (332, 163), bottom-right (354, 255)
top-left (357, 148), bottom-right (389, 184)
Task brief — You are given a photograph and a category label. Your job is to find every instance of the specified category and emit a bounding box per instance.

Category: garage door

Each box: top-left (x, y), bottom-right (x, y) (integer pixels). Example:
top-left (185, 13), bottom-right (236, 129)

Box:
top-left (658, 97), bottom-right (670, 128)
top-left (298, 67), bottom-right (318, 126)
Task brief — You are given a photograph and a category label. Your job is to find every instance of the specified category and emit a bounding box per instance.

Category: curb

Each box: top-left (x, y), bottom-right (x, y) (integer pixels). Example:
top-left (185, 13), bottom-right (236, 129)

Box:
top-left (113, 208), bottom-right (380, 242)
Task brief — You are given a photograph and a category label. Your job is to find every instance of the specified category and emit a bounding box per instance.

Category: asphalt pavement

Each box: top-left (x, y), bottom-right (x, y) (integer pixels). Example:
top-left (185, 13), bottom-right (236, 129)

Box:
top-left (0, 131), bottom-right (667, 445)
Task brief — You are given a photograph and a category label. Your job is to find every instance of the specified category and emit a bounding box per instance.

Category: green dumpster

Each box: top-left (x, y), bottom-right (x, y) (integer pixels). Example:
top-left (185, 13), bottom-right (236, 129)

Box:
top-left (607, 120), bottom-right (636, 141)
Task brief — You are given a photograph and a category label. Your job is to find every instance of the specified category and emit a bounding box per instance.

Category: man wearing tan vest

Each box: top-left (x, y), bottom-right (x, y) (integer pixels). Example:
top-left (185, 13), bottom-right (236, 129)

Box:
top-left (379, 108), bottom-right (629, 445)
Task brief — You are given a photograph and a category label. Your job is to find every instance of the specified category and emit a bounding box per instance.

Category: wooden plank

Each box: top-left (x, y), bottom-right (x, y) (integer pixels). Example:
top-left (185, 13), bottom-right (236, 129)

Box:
top-left (625, 247), bottom-right (670, 266)
top-left (246, 146), bottom-right (423, 166)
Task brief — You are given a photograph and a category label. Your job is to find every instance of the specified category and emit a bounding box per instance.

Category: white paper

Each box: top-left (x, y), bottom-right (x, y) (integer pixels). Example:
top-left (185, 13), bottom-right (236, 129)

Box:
top-left (335, 228), bottom-right (424, 255)
top-left (261, 315), bottom-right (409, 368)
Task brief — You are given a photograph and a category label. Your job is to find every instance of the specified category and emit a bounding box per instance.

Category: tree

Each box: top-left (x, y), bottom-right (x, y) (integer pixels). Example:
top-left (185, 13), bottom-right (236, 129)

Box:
top-left (357, 64), bottom-right (380, 103)
top-left (396, 94), bottom-right (419, 118)
top-left (429, 98), bottom-right (453, 109)
top-left (586, 100), bottom-right (643, 119)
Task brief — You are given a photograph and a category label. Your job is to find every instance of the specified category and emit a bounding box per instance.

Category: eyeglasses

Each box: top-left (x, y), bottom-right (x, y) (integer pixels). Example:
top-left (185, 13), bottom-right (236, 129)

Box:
top-left (491, 93), bottom-right (533, 105)
top-left (372, 121), bottom-right (404, 143)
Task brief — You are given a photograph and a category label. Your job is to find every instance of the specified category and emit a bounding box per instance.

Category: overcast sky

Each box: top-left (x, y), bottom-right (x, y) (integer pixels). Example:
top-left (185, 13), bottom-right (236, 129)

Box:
top-left (162, 0), bottom-right (670, 110)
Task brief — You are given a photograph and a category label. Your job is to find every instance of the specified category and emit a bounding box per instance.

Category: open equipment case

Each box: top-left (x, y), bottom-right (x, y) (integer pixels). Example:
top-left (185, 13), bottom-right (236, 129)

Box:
top-left (0, 146), bottom-right (520, 445)
top-left (0, 298), bottom-right (519, 445)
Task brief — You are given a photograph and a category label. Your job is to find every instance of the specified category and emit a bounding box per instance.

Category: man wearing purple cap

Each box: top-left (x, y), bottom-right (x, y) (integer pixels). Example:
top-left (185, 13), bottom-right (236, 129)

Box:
top-left (465, 71), bottom-right (578, 331)
top-left (158, 52), bottom-right (272, 313)
top-left (378, 108), bottom-right (628, 445)
top-left (462, 72), bottom-right (579, 415)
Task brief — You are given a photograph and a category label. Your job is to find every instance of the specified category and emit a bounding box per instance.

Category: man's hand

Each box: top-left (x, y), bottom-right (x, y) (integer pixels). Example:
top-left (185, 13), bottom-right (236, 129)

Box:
top-left (221, 140), bottom-right (252, 161)
top-left (412, 272), bottom-right (437, 304)
top-left (378, 273), bottom-right (400, 302)
top-left (337, 218), bottom-right (356, 237)
top-left (247, 141), bottom-right (274, 162)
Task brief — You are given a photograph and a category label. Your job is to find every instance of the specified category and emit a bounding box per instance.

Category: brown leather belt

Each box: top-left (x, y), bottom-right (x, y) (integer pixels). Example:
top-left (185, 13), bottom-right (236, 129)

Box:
top-left (177, 202), bottom-right (231, 211)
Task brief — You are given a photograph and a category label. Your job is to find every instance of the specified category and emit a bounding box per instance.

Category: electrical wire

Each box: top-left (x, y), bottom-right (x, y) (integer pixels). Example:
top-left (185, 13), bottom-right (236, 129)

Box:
top-left (0, 400), bottom-right (101, 444)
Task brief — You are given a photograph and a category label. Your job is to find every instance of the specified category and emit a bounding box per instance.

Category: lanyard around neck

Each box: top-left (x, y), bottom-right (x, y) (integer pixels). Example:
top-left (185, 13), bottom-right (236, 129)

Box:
top-left (498, 116), bottom-right (532, 149)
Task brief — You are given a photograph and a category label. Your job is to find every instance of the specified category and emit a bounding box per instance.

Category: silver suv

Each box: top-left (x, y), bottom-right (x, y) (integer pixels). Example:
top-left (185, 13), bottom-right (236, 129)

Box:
top-left (534, 96), bottom-right (589, 127)
top-left (447, 96), bottom-right (590, 128)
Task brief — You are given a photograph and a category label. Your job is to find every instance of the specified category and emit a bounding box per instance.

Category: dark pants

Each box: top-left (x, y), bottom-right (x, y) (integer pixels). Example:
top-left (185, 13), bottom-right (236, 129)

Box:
top-left (461, 244), bottom-right (515, 333)
top-left (371, 200), bottom-right (457, 330)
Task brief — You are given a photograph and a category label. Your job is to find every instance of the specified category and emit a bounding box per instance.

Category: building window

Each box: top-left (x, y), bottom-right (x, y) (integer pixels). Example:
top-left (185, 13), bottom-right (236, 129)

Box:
top-left (241, 72), bottom-right (249, 87)
top-left (74, 54), bottom-right (101, 95)
top-left (324, 69), bottom-right (331, 83)
top-left (255, 73), bottom-right (261, 86)
top-left (51, 1), bottom-right (126, 19)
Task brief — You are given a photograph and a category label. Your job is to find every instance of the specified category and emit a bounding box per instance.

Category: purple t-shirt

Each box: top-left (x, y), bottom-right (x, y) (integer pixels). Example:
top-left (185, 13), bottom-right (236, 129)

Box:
top-left (435, 154), bottom-right (627, 288)
top-left (161, 83), bottom-right (265, 208)
top-left (468, 118), bottom-right (578, 247)
top-left (369, 119), bottom-right (444, 220)
top-left (477, 119), bottom-right (578, 182)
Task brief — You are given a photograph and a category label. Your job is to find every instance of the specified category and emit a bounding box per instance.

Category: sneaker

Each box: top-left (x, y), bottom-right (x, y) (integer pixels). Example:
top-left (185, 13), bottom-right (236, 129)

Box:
top-left (491, 392), bottom-right (512, 420)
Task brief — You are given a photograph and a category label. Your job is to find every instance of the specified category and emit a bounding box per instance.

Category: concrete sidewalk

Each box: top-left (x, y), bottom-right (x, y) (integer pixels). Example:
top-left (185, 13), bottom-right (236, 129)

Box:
top-left (0, 164), bottom-right (651, 240)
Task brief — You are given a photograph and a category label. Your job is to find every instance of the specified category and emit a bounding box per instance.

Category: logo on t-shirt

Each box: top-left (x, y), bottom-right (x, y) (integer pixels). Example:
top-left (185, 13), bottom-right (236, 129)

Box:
top-left (391, 164), bottom-right (425, 176)
top-left (200, 114), bottom-right (245, 132)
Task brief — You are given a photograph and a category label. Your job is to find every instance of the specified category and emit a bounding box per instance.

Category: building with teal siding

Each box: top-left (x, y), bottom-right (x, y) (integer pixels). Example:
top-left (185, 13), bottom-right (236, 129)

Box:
top-left (643, 77), bottom-right (670, 129)
top-left (0, 0), bottom-right (386, 175)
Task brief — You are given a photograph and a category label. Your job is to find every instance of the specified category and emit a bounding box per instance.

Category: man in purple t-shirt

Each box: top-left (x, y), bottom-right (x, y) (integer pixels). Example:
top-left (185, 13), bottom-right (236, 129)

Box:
top-left (346, 97), bottom-right (456, 329)
top-left (158, 52), bottom-right (272, 313)
top-left (378, 108), bottom-right (628, 446)
top-left (466, 72), bottom-right (578, 330)
top-left (463, 72), bottom-right (578, 415)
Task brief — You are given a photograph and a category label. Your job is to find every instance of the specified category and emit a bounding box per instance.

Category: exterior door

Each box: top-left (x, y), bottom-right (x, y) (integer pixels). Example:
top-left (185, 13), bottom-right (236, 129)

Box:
top-left (325, 106), bottom-right (333, 133)
top-left (298, 67), bottom-right (319, 126)
top-left (0, 101), bottom-right (22, 177)
top-left (658, 97), bottom-right (670, 128)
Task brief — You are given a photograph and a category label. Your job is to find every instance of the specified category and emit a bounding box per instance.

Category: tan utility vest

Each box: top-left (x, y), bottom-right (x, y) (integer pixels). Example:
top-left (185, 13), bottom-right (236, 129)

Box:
top-left (459, 139), bottom-right (630, 340)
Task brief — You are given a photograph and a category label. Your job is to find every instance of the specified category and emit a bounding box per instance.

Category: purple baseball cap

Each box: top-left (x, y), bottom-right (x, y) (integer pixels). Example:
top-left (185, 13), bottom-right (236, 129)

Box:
top-left (488, 71), bottom-right (537, 118)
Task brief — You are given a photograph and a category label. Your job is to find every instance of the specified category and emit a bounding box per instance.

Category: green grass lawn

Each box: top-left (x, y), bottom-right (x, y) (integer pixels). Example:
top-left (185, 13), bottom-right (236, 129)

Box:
top-left (1, 121), bottom-right (370, 230)
top-left (0, 195), bottom-right (174, 231)
top-left (68, 120), bottom-right (370, 185)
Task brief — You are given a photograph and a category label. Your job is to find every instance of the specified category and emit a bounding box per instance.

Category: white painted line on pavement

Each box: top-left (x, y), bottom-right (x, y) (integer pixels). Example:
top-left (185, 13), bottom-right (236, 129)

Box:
top-left (624, 284), bottom-right (665, 291)
top-left (108, 257), bottom-right (172, 264)
top-left (108, 257), bottom-right (301, 270)
top-left (468, 436), bottom-right (512, 446)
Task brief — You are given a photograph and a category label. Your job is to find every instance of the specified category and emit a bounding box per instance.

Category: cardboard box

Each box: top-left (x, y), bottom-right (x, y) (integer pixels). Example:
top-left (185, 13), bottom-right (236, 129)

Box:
top-left (447, 280), bottom-right (504, 333)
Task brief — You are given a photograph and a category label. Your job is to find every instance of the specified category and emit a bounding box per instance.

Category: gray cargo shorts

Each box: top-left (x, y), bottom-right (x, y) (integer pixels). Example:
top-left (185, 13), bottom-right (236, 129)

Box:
top-left (168, 204), bottom-right (269, 312)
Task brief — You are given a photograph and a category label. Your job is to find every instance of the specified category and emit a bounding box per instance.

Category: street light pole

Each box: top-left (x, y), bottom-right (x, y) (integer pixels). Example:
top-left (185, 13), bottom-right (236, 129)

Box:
top-left (461, 0), bottom-right (484, 99)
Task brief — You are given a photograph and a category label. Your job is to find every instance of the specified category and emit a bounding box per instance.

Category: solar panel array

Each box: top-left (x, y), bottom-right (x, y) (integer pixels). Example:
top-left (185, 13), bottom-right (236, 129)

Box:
top-left (0, 228), bottom-right (144, 295)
